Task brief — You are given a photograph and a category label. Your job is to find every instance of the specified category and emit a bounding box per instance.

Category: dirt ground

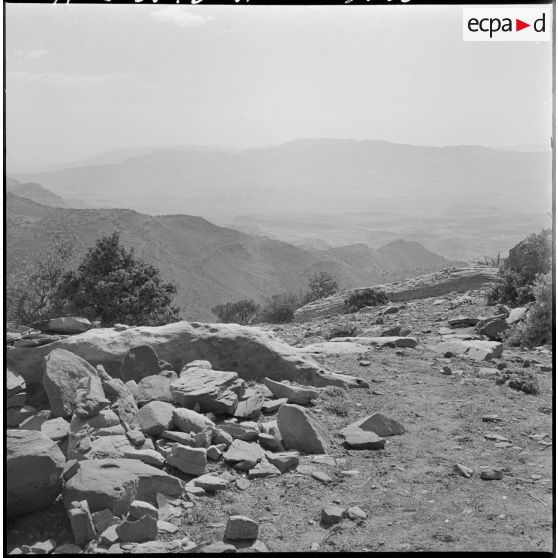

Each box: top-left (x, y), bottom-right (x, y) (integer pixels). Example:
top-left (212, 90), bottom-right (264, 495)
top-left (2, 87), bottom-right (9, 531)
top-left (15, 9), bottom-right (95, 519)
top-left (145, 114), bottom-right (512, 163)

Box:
top-left (6, 290), bottom-right (554, 553)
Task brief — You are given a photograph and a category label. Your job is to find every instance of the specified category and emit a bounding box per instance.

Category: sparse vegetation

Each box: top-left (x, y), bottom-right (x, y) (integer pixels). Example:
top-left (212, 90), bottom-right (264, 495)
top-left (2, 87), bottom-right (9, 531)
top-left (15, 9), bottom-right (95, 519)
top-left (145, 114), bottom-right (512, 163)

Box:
top-left (344, 288), bottom-right (389, 313)
top-left (302, 271), bottom-right (338, 304)
top-left (505, 272), bottom-right (552, 348)
top-left (487, 228), bottom-right (551, 307)
top-left (6, 233), bottom-right (77, 325)
top-left (258, 293), bottom-right (299, 323)
top-left (212, 299), bottom-right (260, 325)
top-left (495, 370), bottom-right (541, 395)
top-left (324, 324), bottom-right (358, 340)
top-left (54, 231), bottom-right (180, 326)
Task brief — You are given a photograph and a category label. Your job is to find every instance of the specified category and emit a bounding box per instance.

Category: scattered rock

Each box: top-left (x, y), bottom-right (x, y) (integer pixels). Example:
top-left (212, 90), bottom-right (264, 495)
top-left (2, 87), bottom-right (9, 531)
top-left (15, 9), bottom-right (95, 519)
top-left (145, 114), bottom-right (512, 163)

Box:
top-left (192, 473), bottom-right (230, 491)
top-left (321, 505), bottom-right (345, 526)
top-left (476, 317), bottom-right (508, 340)
top-left (201, 541), bottom-right (237, 553)
top-left (92, 508), bottom-right (120, 534)
top-left (220, 421), bottom-right (259, 442)
top-left (116, 514), bottom-right (158, 543)
top-left (129, 500), bottom-right (159, 520)
top-left (173, 408), bottom-right (215, 434)
top-left (235, 477), bottom-right (251, 490)
top-left (454, 463), bottom-right (473, 478)
top-left (247, 458), bottom-right (281, 479)
top-left (135, 375), bottom-right (173, 406)
top-left (311, 470), bottom-right (332, 483)
top-left (224, 515), bottom-right (259, 541)
top-left (171, 368), bottom-right (243, 415)
top-left (68, 500), bottom-right (96, 546)
top-left (261, 398), bottom-right (288, 413)
top-left (223, 440), bottom-right (264, 467)
top-left (167, 445), bottom-right (207, 476)
top-left (480, 469), bottom-right (504, 481)
top-left (346, 413), bottom-right (405, 437)
top-left (137, 401), bottom-right (175, 435)
top-left (277, 404), bottom-right (332, 454)
top-left (346, 506), bottom-right (367, 520)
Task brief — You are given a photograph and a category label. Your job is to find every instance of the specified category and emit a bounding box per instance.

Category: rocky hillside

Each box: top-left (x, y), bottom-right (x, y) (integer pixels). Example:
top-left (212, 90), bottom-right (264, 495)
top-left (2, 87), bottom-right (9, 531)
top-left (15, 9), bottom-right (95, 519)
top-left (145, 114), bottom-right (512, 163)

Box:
top-left (5, 269), bottom-right (552, 553)
top-left (6, 193), bottom-right (460, 321)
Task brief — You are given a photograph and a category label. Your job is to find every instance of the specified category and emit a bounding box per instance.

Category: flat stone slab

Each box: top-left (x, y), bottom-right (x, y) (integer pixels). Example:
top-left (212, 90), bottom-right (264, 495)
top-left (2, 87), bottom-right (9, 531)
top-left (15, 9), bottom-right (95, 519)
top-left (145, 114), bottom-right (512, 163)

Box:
top-left (434, 340), bottom-right (503, 361)
top-left (170, 368), bottom-right (242, 415)
top-left (330, 336), bottom-right (418, 348)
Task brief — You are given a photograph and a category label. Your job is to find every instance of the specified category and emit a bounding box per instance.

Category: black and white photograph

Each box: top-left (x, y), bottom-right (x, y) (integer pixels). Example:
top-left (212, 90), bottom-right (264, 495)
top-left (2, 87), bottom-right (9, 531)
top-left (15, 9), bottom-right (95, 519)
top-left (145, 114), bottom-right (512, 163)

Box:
top-left (5, 1), bottom-right (554, 553)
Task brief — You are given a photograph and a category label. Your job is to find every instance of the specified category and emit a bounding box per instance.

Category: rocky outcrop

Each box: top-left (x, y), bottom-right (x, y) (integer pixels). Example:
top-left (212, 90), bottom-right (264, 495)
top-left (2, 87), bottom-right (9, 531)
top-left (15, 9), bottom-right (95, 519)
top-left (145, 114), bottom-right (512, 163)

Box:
top-left (7, 429), bottom-right (66, 517)
top-left (8, 322), bottom-right (367, 408)
top-left (294, 267), bottom-right (499, 322)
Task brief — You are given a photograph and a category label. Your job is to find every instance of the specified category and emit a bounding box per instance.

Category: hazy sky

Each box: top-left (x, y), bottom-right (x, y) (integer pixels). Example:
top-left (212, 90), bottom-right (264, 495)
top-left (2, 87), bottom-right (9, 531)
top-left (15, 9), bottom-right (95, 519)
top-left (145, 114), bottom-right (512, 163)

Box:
top-left (6, 4), bottom-right (553, 171)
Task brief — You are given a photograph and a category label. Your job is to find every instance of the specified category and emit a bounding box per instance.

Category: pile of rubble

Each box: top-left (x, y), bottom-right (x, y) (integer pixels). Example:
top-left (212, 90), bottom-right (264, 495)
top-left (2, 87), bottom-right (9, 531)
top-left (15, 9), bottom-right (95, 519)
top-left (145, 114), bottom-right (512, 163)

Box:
top-left (7, 317), bottom-right (404, 553)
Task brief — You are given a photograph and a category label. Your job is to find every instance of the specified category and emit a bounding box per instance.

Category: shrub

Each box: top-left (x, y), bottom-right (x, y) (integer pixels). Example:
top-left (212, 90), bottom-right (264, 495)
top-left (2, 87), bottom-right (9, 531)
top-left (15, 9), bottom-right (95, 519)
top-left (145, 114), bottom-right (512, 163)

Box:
top-left (212, 299), bottom-right (260, 325)
top-left (344, 288), bottom-right (388, 313)
top-left (505, 272), bottom-right (552, 348)
top-left (54, 231), bottom-right (180, 326)
top-left (258, 293), bottom-right (299, 323)
top-left (487, 228), bottom-right (551, 307)
top-left (495, 370), bottom-right (540, 395)
top-left (324, 324), bottom-right (358, 340)
top-left (303, 271), bottom-right (338, 303)
top-left (6, 233), bottom-right (77, 326)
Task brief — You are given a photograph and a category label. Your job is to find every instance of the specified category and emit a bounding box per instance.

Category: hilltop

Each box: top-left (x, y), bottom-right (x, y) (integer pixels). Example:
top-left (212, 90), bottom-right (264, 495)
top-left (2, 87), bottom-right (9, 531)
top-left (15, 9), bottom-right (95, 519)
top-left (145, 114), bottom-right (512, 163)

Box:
top-left (6, 193), bottom-right (460, 321)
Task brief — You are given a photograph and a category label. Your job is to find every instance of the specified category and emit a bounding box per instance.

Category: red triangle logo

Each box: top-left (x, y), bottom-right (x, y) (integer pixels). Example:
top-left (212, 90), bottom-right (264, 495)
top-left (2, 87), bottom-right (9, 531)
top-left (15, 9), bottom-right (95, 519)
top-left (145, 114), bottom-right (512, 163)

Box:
top-left (516, 19), bottom-right (530, 31)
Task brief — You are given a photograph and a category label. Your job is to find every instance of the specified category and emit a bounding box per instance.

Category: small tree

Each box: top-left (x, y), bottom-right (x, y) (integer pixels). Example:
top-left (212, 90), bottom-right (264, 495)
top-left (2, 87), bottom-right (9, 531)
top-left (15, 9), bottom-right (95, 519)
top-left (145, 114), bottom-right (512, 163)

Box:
top-left (54, 231), bottom-right (180, 326)
top-left (212, 299), bottom-right (260, 325)
top-left (6, 233), bottom-right (77, 326)
top-left (304, 271), bottom-right (338, 303)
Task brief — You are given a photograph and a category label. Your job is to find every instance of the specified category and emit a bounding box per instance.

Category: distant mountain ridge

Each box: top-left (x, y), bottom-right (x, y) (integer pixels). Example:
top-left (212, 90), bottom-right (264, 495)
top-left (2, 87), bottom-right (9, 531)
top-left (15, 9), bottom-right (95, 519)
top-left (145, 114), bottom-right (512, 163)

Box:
top-left (6, 192), bottom-right (462, 321)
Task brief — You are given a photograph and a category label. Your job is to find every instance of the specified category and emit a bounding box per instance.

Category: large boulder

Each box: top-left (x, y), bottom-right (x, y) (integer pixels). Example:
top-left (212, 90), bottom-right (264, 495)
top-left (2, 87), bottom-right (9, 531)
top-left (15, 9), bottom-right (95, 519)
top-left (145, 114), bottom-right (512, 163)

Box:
top-left (62, 458), bottom-right (182, 515)
top-left (7, 323), bottom-right (367, 400)
top-left (172, 408), bottom-right (215, 434)
top-left (43, 349), bottom-right (99, 418)
top-left (277, 404), bottom-right (332, 454)
top-left (170, 368), bottom-right (244, 415)
top-left (7, 429), bottom-right (66, 517)
top-left (34, 317), bottom-right (91, 335)
top-left (120, 345), bottom-right (161, 383)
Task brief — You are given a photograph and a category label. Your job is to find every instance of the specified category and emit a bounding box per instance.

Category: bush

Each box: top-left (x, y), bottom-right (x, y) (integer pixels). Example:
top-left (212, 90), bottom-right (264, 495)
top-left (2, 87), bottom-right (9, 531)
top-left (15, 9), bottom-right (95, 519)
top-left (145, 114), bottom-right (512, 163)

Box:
top-left (324, 324), bottom-right (358, 340)
top-left (487, 228), bottom-right (551, 307)
top-left (54, 231), bottom-right (180, 326)
top-left (212, 299), bottom-right (260, 325)
top-left (505, 272), bottom-right (552, 348)
top-left (303, 271), bottom-right (338, 303)
top-left (6, 234), bottom-right (77, 326)
top-left (258, 293), bottom-right (299, 323)
top-left (495, 370), bottom-right (540, 395)
top-left (344, 288), bottom-right (388, 313)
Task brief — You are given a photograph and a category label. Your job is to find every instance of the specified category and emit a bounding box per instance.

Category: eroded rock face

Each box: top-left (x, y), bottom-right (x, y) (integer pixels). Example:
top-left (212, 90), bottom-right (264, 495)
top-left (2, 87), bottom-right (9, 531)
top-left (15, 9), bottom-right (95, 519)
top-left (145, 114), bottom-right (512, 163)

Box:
top-left (120, 345), bottom-right (161, 383)
top-left (435, 340), bottom-right (504, 361)
top-left (34, 317), bottom-right (91, 335)
top-left (7, 429), bottom-right (66, 517)
top-left (294, 267), bottom-right (499, 322)
top-left (7, 322), bottom-right (367, 403)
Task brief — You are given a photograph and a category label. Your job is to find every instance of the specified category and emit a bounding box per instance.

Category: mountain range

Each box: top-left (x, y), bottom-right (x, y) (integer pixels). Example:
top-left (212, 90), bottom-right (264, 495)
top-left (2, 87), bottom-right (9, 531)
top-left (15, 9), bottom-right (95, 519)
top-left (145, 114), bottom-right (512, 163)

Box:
top-left (6, 192), bottom-right (462, 321)
top-left (10, 139), bottom-right (551, 260)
